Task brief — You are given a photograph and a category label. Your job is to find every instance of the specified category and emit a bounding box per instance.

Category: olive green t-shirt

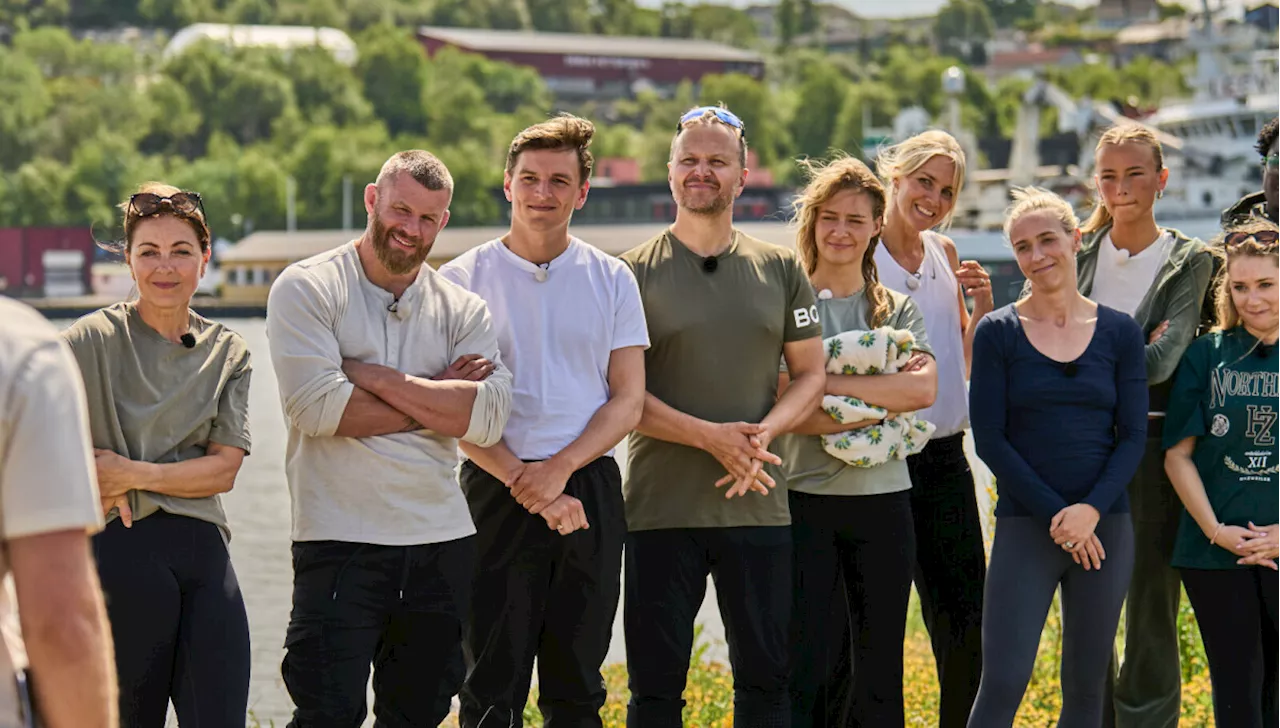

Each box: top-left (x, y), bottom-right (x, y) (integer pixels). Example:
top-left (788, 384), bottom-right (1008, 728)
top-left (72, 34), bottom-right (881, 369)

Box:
top-left (621, 230), bottom-right (822, 530)
top-left (1164, 328), bottom-right (1278, 570)
top-left (779, 286), bottom-right (933, 497)
top-left (62, 302), bottom-right (252, 540)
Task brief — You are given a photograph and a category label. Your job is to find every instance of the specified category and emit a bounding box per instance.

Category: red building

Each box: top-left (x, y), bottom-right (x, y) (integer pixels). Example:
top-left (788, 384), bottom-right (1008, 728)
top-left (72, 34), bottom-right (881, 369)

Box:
top-left (416, 26), bottom-right (765, 101)
top-left (0, 227), bottom-right (96, 297)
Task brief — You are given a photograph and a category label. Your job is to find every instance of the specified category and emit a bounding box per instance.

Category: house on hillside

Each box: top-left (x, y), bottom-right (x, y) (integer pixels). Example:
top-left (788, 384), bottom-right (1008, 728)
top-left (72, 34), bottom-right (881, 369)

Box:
top-left (982, 46), bottom-right (1084, 81)
top-left (415, 26), bottom-right (763, 102)
top-left (1246, 2), bottom-right (1279, 33)
top-left (1096, 0), bottom-right (1160, 30)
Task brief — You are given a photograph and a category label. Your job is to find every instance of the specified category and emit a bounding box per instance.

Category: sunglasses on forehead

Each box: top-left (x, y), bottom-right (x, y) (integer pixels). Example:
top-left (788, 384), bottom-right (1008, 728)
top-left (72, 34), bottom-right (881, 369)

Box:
top-left (677, 107), bottom-right (746, 138)
top-left (1224, 230), bottom-right (1279, 247)
top-left (129, 191), bottom-right (204, 218)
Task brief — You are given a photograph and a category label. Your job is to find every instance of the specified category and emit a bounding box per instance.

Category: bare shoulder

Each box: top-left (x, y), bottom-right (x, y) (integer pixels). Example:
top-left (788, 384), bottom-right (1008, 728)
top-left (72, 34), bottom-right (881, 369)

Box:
top-left (935, 234), bottom-right (961, 266)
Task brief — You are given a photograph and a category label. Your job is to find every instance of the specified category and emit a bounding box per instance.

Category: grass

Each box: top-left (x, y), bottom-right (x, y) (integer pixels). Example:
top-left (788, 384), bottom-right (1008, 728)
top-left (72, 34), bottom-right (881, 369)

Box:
top-left (429, 594), bottom-right (1216, 728)
top-left (257, 482), bottom-right (1218, 727)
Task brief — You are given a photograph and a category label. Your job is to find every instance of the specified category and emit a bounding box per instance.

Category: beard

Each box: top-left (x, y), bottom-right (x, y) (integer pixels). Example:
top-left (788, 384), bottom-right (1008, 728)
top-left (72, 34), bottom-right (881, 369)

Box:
top-left (674, 178), bottom-right (734, 216)
top-left (370, 211), bottom-right (431, 276)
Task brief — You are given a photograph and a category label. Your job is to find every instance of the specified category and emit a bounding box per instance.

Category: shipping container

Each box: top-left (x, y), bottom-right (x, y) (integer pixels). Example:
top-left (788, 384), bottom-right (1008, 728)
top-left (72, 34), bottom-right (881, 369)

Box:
top-left (0, 227), bottom-right (96, 297)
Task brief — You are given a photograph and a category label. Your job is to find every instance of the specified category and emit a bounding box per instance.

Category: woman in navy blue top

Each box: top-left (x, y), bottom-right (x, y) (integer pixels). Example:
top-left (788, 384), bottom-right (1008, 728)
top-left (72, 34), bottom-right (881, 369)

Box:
top-left (967, 188), bottom-right (1148, 728)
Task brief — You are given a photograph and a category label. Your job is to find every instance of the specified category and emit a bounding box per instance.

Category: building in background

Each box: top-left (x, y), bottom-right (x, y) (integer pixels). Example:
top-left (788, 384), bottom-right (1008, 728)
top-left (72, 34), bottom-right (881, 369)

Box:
top-left (1245, 2), bottom-right (1279, 33)
top-left (164, 23), bottom-right (358, 65)
top-left (415, 26), bottom-right (764, 101)
top-left (1096, 0), bottom-right (1160, 29)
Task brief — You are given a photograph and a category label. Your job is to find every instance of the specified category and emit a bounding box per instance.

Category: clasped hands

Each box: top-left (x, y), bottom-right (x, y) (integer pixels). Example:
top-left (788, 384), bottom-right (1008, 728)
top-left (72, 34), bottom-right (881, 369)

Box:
top-left (1215, 522), bottom-right (1278, 570)
top-left (1051, 503), bottom-right (1105, 571)
top-left (700, 421), bottom-right (780, 499)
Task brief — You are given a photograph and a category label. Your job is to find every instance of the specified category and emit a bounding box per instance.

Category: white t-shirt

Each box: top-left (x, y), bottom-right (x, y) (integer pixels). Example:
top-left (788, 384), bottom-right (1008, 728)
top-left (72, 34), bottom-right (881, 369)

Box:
top-left (1092, 231), bottom-right (1174, 317)
top-left (266, 242), bottom-right (513, 545)
top-left (440, 237), bottom-right (649, 461)
top-left (0, 297), bottom-right (104, 728)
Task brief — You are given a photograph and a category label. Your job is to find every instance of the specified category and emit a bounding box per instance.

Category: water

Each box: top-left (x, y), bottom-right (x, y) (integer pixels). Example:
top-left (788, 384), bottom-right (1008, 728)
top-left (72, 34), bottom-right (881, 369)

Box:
top-left (52, 317), bottom-right (996, 726)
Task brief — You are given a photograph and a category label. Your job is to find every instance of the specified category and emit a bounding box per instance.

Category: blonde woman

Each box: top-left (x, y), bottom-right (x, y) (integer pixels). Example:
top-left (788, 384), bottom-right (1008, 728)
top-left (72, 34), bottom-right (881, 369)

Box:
top-left (872, 130), bottom-right (988, 726)
top-left (1077, 125), bottom-right (1214, 727)
top-left (968, 188), bottom-right (1146, 727)
top-left (779, 157), bottom-right (937, 728)
top-left (1164, 221), bottom-right (1278, 727)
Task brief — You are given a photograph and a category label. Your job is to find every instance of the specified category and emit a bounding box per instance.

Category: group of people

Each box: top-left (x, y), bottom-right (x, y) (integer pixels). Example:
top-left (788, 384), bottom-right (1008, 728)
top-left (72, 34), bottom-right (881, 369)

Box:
top-left (0, 105), bottom-right (1275, 728)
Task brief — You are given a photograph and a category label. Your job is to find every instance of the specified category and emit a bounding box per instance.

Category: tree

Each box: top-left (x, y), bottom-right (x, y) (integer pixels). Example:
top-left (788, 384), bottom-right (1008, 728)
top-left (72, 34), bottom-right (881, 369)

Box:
top-left (278, 46), bottom-right (373, 127)
top-left (528, 0), bottom-right (591, 32)
top-left (0, 0), bottom-right (69, 26)
top-left (0, 47), bottom-right (51, 170)
top-left (798, 0), bottom-right (818, 36)
top-left (982, 0), bottom-right (1035, 28)
top-left (699, 73), bottom-right (783, 167)
top-left (136, 77), bottom-right (205, 158)
top-left (775, 0), bottom-right (798, 49)
top-left (935, 0), bottom-right (994, 66)
top-left (164, 42), bottom-right (297, 148)
top-left (789, 64), bottom-right (850, 159)
top-left (687, 5), bottom-right (758, 47)
top-left (355, 25), bottom-right (429, 137)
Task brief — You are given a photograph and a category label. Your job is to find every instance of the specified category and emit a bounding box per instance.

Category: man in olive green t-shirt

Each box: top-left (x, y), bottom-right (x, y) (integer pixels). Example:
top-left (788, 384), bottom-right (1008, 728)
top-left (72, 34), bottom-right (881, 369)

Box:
top-left (619, 106), bottom-right (826, 728)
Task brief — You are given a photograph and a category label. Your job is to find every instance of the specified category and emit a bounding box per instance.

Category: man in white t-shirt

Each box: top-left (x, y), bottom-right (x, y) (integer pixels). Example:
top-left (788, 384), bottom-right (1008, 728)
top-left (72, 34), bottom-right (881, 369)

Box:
top-left (439, 115), bottom-right (649, 727)
top-left (0, 297), bottom-right (116, 728)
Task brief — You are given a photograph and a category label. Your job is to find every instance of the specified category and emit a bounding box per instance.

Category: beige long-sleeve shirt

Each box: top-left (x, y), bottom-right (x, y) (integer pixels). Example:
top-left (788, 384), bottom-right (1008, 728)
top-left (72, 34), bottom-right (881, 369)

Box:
top-left (266, 242), bottom-right (512, 546)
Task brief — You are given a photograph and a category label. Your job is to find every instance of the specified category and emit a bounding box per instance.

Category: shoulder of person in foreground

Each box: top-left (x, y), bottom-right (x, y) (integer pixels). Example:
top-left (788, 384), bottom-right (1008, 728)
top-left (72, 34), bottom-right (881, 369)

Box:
top-left (0, 297), bottom-right (103, 536)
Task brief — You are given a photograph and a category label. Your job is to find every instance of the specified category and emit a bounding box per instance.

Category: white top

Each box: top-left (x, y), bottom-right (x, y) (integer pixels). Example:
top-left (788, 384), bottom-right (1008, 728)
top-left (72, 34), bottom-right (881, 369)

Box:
top-left (440, 237), bottom-right (650, 460)
top-left (874, 231), bottom-right (969, 437)
top-left (266, 242), bottom-right (513, 546)
top-left (0, 298), bottom-right (103, 728)
top-left (1092, 231), bottom-right (1175, 317)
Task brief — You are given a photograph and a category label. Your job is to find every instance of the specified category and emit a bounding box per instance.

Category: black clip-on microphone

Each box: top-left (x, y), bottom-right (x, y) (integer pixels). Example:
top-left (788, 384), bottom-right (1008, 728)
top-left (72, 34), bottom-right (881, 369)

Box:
top-left (180, 333), bottom-right (196, 349)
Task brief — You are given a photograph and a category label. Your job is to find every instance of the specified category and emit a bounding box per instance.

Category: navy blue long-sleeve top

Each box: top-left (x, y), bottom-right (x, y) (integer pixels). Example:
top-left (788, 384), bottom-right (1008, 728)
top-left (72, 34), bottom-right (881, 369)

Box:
top-left (970, 304), bottom-right (1148, 521)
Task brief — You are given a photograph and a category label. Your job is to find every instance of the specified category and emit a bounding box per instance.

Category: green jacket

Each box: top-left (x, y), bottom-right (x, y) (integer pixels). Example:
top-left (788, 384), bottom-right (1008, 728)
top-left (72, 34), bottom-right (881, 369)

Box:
top-left (1077, 224), bottom-right (1214, 414)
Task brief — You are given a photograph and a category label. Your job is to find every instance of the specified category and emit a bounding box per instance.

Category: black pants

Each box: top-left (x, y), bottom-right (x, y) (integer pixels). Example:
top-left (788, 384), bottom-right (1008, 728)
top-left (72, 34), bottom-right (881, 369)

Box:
top-left (969, 515), bottom-right (1135, 728)
top-left (1181, 567), bottom-right (1279, 728)
top-left (1113, 436), bottom-right (1184, 728)
top-left (907, 433), bottom-right (986, 727)
top-left (789, 489), bottom-right (915, 728)
top-left (458, 458), bottom-right (625, 728)
top-left (93, 510), bottom-right (250, 728)
top-left (624, 526), bottom-right (792, 728)
top-left (282, 535), bottom-right (476, 728)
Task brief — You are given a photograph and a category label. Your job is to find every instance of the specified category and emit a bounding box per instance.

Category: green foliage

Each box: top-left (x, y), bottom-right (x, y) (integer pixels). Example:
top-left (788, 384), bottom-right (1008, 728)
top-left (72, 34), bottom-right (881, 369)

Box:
top-left (0, 11), bottom-right (1198, 236)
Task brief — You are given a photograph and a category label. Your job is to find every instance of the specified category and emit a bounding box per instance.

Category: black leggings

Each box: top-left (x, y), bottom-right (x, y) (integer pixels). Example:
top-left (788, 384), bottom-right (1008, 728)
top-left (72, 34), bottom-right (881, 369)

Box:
top-left (93, 511), bottom-right (250, 728)
top-left (968, 515), bottom-right (1134, 728)
top-left (1181, 566), bottom-right (1279, 728)
top-left (789, 489), bottom-right (915, 728)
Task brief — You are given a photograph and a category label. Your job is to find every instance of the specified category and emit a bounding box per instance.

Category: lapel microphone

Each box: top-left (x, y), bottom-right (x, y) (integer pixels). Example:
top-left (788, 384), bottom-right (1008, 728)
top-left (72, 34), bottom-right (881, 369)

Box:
top-left (180, 333), bottom-right (196, 349)
top-left (1061, 362), bottom-right (1078, 377)
top-left (703, 256), bottom-right (718, 273)
top-left (1258, 343), bottom-right (1271, 359)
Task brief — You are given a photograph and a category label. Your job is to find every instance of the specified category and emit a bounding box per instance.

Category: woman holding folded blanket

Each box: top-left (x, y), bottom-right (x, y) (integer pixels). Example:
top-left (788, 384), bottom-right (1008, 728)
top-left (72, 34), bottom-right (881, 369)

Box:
top-left (779, 156), bottom-right (938, 728)
top-left (968, 188), bottom-right (1146, 727)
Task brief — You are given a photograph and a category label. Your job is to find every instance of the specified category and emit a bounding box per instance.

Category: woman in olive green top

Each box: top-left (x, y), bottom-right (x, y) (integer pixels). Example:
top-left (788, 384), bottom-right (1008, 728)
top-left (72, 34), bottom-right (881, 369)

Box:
top-left (780, 157), bottom-right (937, 728)
top-left (1164, 222), bottom-right (1278, 728)
top-left (62, 183), bottom-right (252, 728)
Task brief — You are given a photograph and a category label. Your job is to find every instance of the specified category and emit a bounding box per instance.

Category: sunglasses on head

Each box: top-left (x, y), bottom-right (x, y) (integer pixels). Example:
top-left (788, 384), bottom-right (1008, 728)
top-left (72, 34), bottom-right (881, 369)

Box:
top-left (1224, 230), bottom-right (1280, 247)
top-left (129, 191), bottom-right (204, 218)
top-left (677, 107), bottom-right (746, 138)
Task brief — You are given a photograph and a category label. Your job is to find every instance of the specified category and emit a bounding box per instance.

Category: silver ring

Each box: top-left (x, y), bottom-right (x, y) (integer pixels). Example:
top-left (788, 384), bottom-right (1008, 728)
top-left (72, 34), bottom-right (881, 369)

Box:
top-left (1064, 541), bottom-right (1075, 549)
